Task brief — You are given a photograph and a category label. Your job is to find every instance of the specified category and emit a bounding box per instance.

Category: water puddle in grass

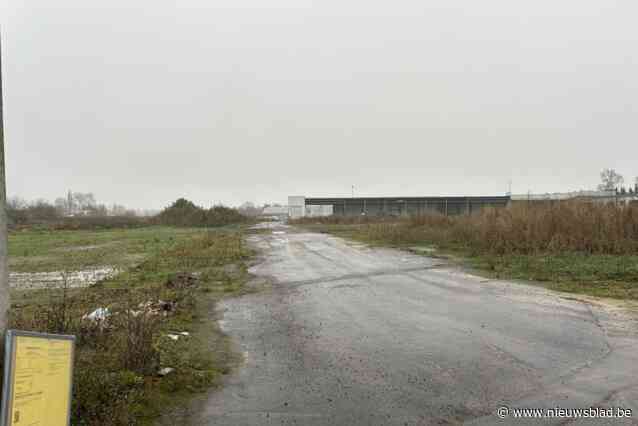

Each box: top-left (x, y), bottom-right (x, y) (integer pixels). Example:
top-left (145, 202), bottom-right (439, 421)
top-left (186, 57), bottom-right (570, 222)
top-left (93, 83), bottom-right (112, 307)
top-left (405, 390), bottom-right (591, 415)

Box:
top-left (9, 267), bottom-right (120, 290)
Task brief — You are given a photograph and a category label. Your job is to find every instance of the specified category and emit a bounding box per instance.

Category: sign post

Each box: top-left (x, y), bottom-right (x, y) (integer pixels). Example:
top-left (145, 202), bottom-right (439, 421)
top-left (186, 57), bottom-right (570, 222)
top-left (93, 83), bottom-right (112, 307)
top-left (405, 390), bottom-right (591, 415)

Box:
top-left (1, 331), bottom-right (75, 426)
top-left (0, 25), bottom-right (10, 355)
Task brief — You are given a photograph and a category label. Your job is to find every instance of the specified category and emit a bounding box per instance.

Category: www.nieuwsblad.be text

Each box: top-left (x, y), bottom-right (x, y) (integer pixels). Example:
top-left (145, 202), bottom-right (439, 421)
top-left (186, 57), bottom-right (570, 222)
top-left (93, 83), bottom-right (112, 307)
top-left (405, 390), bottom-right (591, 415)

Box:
top-left (497, 406), bottom-right (633, 420)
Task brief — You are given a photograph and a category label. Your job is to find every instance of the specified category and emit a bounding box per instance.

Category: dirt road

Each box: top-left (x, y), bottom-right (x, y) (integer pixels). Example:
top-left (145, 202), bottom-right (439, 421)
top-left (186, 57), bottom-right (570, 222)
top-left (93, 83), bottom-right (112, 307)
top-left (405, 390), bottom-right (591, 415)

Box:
top-left (191, 223), bottom-right (638, 425)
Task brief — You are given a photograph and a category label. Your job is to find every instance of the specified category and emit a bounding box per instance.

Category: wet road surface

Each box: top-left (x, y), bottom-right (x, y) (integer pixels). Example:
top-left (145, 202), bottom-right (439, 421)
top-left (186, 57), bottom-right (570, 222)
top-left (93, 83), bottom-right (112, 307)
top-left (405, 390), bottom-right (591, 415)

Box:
top-left (192, 223), bottom-right (638, 425)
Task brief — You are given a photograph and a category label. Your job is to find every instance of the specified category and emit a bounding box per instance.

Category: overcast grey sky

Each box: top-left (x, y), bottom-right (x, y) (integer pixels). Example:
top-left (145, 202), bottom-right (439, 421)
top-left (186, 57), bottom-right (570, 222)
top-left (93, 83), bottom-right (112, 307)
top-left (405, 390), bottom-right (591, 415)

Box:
top-left (1, 0), bottom-right (637, 209)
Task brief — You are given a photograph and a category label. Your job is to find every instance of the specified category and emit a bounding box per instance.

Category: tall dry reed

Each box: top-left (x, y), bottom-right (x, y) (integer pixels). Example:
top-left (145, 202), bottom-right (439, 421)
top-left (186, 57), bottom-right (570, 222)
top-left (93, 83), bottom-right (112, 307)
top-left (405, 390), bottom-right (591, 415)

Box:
top-left (294, 202), bottom-right (638, 255)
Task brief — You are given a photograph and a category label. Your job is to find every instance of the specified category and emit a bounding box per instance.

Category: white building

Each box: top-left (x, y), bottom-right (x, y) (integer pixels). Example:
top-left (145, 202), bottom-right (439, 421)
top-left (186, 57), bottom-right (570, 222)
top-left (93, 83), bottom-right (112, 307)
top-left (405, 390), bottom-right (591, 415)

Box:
top-left (288, 196), bottom-right (306, 219)
top-left (287, 196), bottom-right (333, 219)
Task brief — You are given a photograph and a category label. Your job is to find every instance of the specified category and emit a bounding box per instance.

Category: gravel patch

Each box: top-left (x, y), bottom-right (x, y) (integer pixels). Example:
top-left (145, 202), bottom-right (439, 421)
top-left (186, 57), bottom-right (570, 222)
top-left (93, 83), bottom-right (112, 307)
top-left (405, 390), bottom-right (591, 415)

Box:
top-left (9, 267), bottom-right (120, 290)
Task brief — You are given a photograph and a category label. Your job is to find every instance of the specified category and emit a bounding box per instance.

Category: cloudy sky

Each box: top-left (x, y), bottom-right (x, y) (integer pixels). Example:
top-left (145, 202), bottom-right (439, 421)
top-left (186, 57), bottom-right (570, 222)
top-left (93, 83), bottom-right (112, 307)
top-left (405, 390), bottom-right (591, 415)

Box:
top-left (1, 0), bottom-right (637, 209)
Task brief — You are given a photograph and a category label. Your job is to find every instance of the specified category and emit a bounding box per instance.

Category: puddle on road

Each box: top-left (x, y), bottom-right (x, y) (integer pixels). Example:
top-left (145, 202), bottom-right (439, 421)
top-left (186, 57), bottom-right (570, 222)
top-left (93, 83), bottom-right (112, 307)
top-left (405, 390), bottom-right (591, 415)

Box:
top-left (9, 267), bottom-right (120, 290)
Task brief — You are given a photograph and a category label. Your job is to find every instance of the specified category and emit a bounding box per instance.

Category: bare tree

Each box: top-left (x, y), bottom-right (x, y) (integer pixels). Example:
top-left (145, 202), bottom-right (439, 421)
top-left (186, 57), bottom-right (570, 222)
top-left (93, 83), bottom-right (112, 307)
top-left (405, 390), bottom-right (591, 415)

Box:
top-left (72, 192), bottom-right (96, 211)
top-left (110, 203), bottom-right (128, 216)
top-left (238, 201), bottom-right (263, 217)
top-left (598, 169), bottom-right (624, 192)
top-left (54, 197), bottom-right (68, 215)
top-left (7, 196), bottom-right (26, 209)
top-left (27, 199), bottom-right (59, 221)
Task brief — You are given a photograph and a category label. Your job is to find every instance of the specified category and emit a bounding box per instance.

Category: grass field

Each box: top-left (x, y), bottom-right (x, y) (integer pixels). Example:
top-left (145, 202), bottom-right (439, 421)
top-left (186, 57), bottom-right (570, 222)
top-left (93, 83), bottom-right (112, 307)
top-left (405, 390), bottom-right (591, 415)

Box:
top-left (9, 226), bottom-right (204, 273)
top-left (7, 225), bottom-right (255, 426)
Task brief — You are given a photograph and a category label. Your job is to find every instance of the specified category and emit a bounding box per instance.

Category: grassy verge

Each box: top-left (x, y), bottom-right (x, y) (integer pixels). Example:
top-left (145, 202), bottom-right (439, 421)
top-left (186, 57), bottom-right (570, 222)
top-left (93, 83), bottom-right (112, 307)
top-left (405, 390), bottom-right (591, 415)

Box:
top-left (7, 226), bottom-right (254, 426)
top-left (298, 221), bottom-right (638, 300)
top-left (468, 253), bottom-right (638, 299)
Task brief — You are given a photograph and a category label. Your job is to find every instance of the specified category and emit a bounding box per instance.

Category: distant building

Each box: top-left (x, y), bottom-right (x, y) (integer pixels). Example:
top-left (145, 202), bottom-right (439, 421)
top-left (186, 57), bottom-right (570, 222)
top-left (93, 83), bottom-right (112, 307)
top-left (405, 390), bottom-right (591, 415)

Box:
top-left (284, 190), bottom-right (638, 220)
top-left (287, 197), bottom-right (334, 219)
top-left (261, 206), bottom-right (289, 220)
top-left (510, 190), bottom-right (638, 206)
top-left (288, 196), bottom-right (306, 219)
top-left (289, 195), bottom-right (508, 217)
top-left (510, 190), bottom-right (615, 202)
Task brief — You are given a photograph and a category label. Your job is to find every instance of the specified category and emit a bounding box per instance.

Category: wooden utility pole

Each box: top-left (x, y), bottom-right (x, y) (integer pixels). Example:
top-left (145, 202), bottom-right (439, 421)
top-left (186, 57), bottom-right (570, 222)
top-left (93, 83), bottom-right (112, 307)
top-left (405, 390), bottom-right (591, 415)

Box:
top-left (0, 33), bottom-right (9, 341)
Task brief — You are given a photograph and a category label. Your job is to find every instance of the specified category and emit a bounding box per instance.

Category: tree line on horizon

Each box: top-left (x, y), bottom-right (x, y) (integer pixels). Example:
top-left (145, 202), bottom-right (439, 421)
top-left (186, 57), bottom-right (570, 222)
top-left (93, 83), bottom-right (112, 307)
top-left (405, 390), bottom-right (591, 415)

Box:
top-left (6, 191), bottom-right (142, 226)
top-left (7, 168), bottom-right (636, 227)
top-left (598, 169), bottom-right (638, 194)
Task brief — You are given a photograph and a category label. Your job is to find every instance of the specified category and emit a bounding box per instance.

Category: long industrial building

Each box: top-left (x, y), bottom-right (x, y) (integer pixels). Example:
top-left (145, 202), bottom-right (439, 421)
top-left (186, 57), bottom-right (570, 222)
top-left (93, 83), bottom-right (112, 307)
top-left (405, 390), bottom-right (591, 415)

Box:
top-left (288, 195), bottom-right (511, 218)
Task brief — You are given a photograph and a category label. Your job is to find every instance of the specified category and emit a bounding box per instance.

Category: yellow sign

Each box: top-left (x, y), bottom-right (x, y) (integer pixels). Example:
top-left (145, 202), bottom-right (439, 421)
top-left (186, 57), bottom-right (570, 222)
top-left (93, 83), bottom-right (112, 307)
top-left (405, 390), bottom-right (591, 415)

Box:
top-left (1, 331), bottom-right (75, 426)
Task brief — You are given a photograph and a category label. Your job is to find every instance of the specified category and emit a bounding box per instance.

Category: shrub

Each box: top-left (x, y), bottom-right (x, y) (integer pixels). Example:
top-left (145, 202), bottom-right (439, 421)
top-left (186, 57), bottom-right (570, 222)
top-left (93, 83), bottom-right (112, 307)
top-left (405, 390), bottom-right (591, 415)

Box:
top-left (155, 198), bottom-right (247, 227)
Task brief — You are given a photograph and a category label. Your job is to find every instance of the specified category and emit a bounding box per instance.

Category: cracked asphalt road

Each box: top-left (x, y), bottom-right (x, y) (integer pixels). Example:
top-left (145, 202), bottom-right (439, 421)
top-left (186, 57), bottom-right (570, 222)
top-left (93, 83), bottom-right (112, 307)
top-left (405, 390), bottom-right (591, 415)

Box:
top-left (191, 223), bottom-right (638, 425)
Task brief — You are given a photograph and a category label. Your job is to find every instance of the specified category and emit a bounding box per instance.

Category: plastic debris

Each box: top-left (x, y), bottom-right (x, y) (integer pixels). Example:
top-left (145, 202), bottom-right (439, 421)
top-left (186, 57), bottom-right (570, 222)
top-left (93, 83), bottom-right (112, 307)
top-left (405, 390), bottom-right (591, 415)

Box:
top-left (166, 332), bottom-right (190, 341)
top-left (138, 300), bottom-right (177, 317)
top-left (158, 367), bottom-right (175, 377)
top-left (82, 307), bottom-right (110, 321)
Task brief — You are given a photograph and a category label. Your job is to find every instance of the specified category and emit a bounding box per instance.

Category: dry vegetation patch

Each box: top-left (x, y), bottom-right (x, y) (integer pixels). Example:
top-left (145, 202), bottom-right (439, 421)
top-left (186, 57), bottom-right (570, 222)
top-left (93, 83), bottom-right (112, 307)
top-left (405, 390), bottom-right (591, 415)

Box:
top-left (292, 203), bottom-right (638, 299)
top-left (7, 228), bottom-right (253, 426)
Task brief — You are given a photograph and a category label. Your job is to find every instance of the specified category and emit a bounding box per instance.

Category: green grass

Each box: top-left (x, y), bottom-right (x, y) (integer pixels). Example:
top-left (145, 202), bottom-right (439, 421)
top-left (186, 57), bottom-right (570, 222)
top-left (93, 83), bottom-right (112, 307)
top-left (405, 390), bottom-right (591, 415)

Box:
top-left (300, 223), bottom-right (638, 300)
top-left (8, 226), bottom-right (255, 426)
top-left (469, 253), bottom-right (638, 299)
top-left (8, 226), bottom-right (204, 272)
